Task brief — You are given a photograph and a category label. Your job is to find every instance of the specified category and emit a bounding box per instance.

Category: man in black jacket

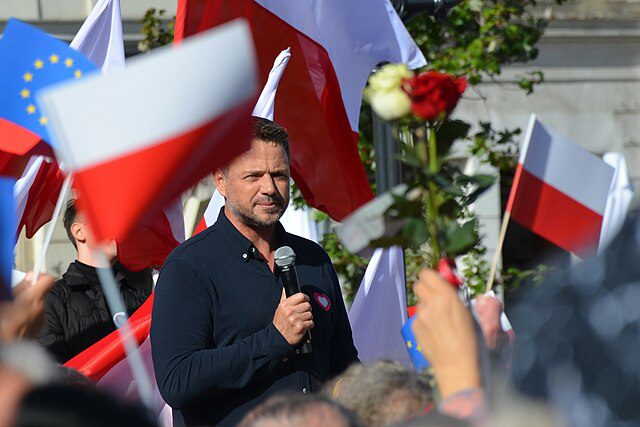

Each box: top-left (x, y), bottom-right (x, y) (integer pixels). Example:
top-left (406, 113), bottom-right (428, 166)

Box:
top-left (151, 118), bottom-right (359, 426)
top-left (37, 200), bottom-right (152, 363)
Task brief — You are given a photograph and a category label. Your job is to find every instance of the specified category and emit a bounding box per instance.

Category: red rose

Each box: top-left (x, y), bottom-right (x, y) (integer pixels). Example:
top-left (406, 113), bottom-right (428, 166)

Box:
top-left (402, 72), bottom-right (467, 121)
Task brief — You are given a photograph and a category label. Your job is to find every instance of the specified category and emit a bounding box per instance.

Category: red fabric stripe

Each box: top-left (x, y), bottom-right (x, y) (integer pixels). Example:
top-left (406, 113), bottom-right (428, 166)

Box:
top-left (18, 160), bottom-right (65, 238)
top-left (175, 0), bottom-right (374, 220)
top-left (0, 118), bottom-right (44, 156)
top-left (64, 294), bottom-right (154, 382)
top-left (507, 166), bottom-right (602, 258)
top-left (73, 99), bottom-right (254, 243)
top-left (117, 210), bottom-right (181, 272)
top-left (193, 216), bottom-right (208, 235)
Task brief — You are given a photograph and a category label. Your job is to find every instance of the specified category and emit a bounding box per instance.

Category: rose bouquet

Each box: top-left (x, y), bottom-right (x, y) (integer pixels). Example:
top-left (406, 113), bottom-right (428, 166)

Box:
top-left (363, 64), bottom-right (494, 271)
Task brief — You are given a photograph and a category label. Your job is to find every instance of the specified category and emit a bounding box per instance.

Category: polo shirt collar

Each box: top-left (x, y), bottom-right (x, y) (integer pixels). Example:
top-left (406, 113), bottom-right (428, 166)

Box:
top-left (214, 207), bottom-right (288, 262)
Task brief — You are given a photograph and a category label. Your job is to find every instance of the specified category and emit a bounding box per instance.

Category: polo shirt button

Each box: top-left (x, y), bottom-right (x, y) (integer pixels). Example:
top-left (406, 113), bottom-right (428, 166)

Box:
top-left (242, 253), bottom-right (248, 259)
top-left (295, 349), bottom-right (300, 355)
top-left (282, 357), bottom-right (288, 363)
top-left (302, 388), bottom-right (308, 394)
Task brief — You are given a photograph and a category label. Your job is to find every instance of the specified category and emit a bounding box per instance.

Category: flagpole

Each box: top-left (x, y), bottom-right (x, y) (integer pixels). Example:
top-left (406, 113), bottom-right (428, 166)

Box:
top-left (93, 248), bottom-right (155, 410)
top-left (31, 173), bottom-right (73, 284)
top-left (485, 211), bottom-right (510, 294)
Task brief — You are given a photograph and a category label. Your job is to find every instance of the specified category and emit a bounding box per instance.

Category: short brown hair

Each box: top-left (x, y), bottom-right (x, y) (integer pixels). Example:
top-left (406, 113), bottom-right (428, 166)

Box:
top-left (63, 199), bottom-right (78, 249)
top-left (253, 116), bottom-right (290, 160)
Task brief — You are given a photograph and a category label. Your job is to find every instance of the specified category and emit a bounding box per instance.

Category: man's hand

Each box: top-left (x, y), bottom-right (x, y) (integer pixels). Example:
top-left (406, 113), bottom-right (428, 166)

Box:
top-left (0, 273), bottom-right (55, 341)
top-left (273, 291), bottom-right (314, 346)
top-left (412, 269), bottom-right (481, 400)
top-left (474, 293), bottom-right (504, 351)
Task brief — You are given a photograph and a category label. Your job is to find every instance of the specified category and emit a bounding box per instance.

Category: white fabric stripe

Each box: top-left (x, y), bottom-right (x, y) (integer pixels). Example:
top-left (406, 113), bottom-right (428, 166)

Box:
top-left (254, 0), bottom-right (426, 131)
top-left (13, 156), bottom-right (45, 226)
top-left (70, 0), bottom-right (125, 75)
top-left (163, 200), bottom-right (186, 244)
top-left (38, 19), bottom-right (257, 171)
top-left (520, 115), bottom-right (614, 215)
top-left (252, 48), bottom-right (290, 120)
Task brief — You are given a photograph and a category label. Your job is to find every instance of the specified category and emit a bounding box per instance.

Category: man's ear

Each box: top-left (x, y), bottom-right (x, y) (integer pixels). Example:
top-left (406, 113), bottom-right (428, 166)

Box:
top-left (213, 169), bottom-right (227, 198)
top-left (71, 222), bottom-right (86, 244)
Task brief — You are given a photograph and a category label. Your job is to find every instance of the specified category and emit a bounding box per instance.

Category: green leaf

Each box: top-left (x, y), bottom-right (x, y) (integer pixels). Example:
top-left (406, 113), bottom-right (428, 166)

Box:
top-left (402, 217), bottom-right (430, 249)
top-left (444, 220), bottom-right (479, 256)
top-left (435, 120), bottom-right (471, 156)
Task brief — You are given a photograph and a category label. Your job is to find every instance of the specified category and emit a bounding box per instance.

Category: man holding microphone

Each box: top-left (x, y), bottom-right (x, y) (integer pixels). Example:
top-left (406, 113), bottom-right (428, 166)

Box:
top-left (151, 118), bottom-right (358, 426)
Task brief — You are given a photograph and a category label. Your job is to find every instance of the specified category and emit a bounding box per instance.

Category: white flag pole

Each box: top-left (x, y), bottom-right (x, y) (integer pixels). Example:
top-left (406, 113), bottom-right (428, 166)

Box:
top-left (93, 248), bottom-right (155, 409)
top-left (485, 211), bottom-right (510, 294)
top-left (31, 173), bottom-right (73, 284)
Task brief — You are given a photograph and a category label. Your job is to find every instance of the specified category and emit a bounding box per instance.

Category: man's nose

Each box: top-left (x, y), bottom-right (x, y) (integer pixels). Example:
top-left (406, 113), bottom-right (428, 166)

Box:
top-left (258, 175), bottom-right (278, 195)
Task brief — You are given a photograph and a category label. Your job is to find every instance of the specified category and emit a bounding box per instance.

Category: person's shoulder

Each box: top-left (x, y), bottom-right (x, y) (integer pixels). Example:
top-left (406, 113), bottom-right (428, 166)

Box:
top-left (286, 233), bottom-right (331, 264)
top-left (164, 224), bottom-right (224, 266)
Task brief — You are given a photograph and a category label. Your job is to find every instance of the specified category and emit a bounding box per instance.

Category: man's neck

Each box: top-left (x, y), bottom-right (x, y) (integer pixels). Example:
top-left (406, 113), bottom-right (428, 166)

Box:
top-left (224, 208), bottom-right (278, 269)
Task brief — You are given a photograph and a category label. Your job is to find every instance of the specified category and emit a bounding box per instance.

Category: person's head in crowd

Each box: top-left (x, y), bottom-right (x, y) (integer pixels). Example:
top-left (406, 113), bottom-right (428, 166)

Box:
top-left (328, 361), bottom-right (434, 427)
top-left (63, 199), bottom-right (117, 265)
top-left (214, 117), bottom-right (290, 232)
top-left (14, 384), bottom-right (157, 427)
top-left (239, 393), bottom-right (361, 427)
top-left (56, 366), bottom-right (95, 390)
top-left (390, 411), bottom-right (470, 427)
top-left (0, 341), bottom-right (58, 427)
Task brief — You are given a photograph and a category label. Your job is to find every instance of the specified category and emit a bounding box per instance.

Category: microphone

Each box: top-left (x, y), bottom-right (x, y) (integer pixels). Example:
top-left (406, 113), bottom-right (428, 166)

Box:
top-left (274, 246), bottom-right (313, 354)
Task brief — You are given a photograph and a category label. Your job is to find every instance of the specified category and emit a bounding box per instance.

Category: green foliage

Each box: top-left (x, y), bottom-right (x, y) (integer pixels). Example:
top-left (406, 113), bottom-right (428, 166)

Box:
top-left (138, 8), bottom-right (175, 53)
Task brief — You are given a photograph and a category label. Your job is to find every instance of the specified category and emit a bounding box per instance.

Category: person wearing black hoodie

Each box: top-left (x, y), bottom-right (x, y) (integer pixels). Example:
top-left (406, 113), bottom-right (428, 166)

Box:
top-left (37, 199), bottom-right (152, 363)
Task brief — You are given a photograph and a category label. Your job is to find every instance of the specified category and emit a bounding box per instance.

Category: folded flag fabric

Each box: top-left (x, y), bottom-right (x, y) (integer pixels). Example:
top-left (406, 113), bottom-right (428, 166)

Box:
top-left (0, 19), bottom-right (97, 149)
top-left (349, 246), bottom-right (411, 366)
top-left (37, 19), bottom-right (258, 243)
top-left (175, 0), bottom-right (425, 221)
top-left (506, 115), bottom-right (615, 258)
top-left (599, 152), bottom-right (634, 252)
top-left (0, 177), bottom-right (15, 299)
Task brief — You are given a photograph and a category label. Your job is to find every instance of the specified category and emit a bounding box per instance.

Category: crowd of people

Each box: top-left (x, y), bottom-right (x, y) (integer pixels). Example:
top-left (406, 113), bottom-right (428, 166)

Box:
top-left (1, 118), bottom-right (639, 427)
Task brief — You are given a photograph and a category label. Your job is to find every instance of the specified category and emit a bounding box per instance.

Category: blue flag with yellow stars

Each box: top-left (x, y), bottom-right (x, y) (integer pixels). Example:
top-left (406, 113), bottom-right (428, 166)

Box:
top-left (0, 18), bottom-right (97, 146)
top-left (0, 176), bottom-right (15, 300)
top-left (401, 316), bottom-right (431, 371)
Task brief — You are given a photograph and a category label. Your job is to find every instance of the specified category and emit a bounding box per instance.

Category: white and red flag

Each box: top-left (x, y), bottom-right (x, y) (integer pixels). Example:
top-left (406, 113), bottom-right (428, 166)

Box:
top-left (506, 115), bottom-right (615, 258)
top-left (13, 0), bottom-right (127, 240)
top-left (37, 19), bottom-right (258, 243)
top-left (175, 0), bottom-right (426, 221)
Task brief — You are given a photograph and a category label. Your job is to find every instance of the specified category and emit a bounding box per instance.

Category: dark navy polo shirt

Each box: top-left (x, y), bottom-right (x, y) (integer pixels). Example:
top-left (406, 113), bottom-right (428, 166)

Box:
top-left (151, 207), bottom-right (358, 426)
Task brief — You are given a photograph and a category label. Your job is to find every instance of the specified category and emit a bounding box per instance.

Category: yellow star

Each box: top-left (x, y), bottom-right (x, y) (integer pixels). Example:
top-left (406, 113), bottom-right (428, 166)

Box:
top-left (74, 69), bottom-right (83, 79)
top-left (39, 116), bottom-right (48, 126)
top-left (20, 89), bottom-right (30, 99)
top-left (34, 59), bottom-right (44, 69)
top-left (407, 341), bottom-right (413, 349)
top-left (23, 72), bottom-right (33, 82)
top-left (64, 58), bottom-right (74, 68)
top-left (49, 54), bottom-right (59, 64)
top-left (416, 345), bottom-right (422, 352)
top-left (26, 104), bottom-right (36, 115)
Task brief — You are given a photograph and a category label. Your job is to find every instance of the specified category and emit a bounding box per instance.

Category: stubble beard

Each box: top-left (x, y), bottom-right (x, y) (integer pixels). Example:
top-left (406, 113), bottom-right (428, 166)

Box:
top-left (226, 195), bottom-right (288, 229)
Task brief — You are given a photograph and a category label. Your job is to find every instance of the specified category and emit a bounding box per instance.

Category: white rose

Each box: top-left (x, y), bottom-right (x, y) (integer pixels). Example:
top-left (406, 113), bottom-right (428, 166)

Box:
top-left (365, 63), bottom-right (413, 120)
top-left (367, 88), bottom-right (412, 121)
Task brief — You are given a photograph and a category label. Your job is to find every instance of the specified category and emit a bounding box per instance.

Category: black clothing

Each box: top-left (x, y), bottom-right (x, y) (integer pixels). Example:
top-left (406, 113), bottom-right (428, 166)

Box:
top-left (37, 261), bottom-right (152, 363)
top-left (151, 208), bottom-right (358, 426)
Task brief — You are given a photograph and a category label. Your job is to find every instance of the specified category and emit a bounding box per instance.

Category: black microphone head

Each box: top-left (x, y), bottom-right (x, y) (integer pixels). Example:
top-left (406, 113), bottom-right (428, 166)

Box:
top-left (274, 246), bottom-right (296, 268)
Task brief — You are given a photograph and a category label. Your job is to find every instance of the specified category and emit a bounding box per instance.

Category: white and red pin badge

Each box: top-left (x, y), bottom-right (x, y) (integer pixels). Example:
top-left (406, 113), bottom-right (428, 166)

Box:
top-left (313, 292), bottom-right (331, 311)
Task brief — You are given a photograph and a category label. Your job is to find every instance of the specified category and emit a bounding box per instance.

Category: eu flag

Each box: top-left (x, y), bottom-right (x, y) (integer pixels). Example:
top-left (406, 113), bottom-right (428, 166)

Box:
top-left (0, 176), bottom-right (15, 300)
top-left (0, 19), bottom-right (97, 147)
top-left (401, 316), bottom-right (430, 371)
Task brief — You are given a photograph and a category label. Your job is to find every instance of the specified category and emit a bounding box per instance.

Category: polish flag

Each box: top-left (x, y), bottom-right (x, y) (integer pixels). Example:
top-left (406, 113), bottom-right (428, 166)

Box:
top-left (14, 0), bottom-right (128, 240)
top-left (13, 156), bottom-right (64, 238)
top-left (506, 115), bottom-right (615, 258)
top-left (175, 0), bottom-right (426, 221)
top-left (37, 20), bottom-right (259, 243)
